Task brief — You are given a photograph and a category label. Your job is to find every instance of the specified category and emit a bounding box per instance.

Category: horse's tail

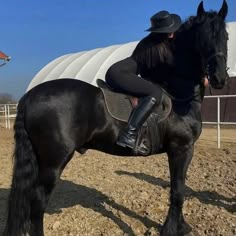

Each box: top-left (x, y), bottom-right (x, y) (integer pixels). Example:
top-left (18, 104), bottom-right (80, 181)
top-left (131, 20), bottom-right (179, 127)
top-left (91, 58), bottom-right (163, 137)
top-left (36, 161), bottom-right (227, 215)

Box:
top-left (4, 97), bottom-right (38, 236)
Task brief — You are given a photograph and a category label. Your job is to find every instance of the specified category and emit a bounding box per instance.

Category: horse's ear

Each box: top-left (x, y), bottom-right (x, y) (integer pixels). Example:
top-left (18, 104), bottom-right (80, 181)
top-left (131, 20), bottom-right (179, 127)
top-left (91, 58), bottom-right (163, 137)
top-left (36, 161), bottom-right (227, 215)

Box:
top-left (218, 0), bottom-right (228, 20)
top-left (197, 1), bottom-right (205, 16)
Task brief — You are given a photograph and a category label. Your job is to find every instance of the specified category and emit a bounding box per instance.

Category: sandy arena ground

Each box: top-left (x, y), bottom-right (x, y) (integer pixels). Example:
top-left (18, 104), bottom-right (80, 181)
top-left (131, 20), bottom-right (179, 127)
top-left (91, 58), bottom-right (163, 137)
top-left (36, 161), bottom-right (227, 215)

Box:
top-left (0, 127), bottom-right (235, 236)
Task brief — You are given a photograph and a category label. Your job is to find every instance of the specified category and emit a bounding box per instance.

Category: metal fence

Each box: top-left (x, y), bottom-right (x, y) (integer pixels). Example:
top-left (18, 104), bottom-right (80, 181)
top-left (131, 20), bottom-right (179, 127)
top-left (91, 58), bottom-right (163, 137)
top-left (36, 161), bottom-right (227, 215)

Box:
top-left (0, 104), bottom-right (17, 129)
top-left (1, 95), bottom-right (236, 148)
top-left (202, 95), bottom-right (236, 148)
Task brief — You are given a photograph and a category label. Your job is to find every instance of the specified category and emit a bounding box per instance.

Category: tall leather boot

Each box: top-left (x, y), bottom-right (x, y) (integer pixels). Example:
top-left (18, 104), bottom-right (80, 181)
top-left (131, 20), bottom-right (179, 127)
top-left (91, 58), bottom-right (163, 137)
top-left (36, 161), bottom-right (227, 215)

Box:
top-left (116, 96), bottom-right (157, 152)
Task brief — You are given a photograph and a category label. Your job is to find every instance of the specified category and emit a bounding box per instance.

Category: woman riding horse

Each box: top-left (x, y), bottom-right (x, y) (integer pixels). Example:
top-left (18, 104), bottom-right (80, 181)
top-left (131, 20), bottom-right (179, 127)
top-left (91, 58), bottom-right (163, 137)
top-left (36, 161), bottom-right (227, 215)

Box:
top-left (105, 10), bottom-right (182, 155)
top-left (3, 1), bottom-right (229, 236)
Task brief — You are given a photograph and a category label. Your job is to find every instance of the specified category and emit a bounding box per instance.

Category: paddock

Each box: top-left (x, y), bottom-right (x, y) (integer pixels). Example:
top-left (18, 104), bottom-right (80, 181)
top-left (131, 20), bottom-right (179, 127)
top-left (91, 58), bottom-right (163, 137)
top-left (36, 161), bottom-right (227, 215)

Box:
top-left (0, 128), bottom-right (235, 236)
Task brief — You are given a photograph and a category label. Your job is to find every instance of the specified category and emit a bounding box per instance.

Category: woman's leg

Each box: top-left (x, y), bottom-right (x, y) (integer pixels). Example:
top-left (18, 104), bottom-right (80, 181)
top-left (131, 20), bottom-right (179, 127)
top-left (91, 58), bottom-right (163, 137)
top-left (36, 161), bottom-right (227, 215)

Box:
top-left (105, 57), bottom-right (162, 154)
top-left (105, 57), bottom-right (162, 101)
top-left (116, 95), bottom-right (157, 154)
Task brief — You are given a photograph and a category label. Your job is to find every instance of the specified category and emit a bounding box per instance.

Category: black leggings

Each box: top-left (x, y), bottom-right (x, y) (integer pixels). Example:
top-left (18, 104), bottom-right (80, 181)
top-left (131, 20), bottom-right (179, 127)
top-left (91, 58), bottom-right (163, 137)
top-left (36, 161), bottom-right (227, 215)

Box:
top-left (105, 57), bottom-right (162, 103)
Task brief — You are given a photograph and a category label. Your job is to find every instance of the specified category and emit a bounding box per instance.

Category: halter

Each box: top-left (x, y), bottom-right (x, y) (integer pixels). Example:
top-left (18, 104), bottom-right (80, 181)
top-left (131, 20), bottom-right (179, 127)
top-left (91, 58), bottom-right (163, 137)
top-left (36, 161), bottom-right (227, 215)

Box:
top-left (205, 51), bottom-right (228, 95)
top-left (204, 51), bottom-right (227, 78)
top-left (207, 51), bottom-right (227, 63)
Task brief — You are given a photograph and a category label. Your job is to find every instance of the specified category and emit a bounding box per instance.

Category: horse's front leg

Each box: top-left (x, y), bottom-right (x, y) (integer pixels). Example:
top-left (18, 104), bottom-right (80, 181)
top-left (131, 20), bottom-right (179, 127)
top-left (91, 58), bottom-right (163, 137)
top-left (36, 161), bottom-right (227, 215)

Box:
top-left (161, 143), bottom-right (193, 236)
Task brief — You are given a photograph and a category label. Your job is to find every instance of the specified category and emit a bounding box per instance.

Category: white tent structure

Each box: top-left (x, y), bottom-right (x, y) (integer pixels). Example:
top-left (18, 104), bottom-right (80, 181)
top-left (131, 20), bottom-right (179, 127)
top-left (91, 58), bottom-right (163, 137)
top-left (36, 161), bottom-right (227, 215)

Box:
top-left (226, 22), bottom-right (236, 77)
top-left (27, 22), bottom-right (236, 92)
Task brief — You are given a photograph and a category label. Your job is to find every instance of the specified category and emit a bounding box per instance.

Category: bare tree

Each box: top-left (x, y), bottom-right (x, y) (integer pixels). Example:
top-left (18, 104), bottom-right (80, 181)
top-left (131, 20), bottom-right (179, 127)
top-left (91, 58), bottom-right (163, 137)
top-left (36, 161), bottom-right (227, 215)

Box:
top-left (0, 93), bottom-right (16, 104)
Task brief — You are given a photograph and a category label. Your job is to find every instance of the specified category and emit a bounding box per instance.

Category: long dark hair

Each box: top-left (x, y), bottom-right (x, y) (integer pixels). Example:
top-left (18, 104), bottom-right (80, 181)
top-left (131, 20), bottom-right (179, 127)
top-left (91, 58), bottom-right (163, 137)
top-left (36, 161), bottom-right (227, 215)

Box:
top-left (131, 33), bottom-right (174, 69)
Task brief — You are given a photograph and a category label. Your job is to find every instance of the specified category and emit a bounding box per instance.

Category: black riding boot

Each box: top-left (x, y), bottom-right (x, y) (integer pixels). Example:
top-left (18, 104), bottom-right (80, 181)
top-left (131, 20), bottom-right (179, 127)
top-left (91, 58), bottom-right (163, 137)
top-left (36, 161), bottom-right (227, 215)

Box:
top-left (116, 96), bottom-right (157, 153)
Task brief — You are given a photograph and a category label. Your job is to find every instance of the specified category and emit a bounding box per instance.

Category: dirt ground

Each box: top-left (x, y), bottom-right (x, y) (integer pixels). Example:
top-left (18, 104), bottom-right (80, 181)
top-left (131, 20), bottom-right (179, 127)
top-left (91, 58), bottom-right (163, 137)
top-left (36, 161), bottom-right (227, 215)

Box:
top-left (0, 127), bottom-right (235, 236)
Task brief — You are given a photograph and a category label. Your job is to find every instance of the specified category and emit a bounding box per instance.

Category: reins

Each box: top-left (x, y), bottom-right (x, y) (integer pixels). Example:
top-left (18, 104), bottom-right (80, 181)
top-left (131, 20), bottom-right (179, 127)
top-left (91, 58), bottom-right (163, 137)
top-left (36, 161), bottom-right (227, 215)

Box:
top-left (162, 86), bottom-right (202, 103)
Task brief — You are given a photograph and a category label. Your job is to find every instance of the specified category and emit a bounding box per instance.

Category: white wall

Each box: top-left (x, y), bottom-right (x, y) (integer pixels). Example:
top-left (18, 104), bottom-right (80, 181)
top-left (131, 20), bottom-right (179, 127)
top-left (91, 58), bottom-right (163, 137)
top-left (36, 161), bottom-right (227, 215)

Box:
top-left (27, 22), bottom-right (236, 92)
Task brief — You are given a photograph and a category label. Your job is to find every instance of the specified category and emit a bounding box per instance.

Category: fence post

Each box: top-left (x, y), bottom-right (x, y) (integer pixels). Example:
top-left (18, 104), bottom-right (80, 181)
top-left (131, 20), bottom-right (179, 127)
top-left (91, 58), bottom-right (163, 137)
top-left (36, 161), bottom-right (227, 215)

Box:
top-left (7, 105), bottom-right (10, 129)
top-left (4, 105), bottom-right (7, 129)
top-left (217, 97), bottom-right (221, 148)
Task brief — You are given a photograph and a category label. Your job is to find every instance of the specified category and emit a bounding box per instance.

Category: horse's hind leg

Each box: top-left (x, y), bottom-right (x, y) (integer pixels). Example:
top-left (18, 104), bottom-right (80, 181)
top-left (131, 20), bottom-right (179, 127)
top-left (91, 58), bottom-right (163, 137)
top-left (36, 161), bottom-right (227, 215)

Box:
top-left (30, 170), bottom-right (57, 236)
top-left (161, 143), bottom-right (193, 236)
top-left (29, 137), bottom-right (75, 236)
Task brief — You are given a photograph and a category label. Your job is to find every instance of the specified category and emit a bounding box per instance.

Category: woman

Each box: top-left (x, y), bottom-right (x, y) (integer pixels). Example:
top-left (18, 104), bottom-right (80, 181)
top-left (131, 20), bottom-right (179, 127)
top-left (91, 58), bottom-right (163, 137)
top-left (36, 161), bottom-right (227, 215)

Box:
top-left (105, 11), bottom-right (182, 154)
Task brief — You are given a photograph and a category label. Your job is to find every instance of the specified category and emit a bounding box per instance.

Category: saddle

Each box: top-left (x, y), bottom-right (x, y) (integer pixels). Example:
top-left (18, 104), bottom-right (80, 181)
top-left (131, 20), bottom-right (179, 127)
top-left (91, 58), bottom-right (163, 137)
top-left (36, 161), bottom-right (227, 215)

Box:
top-left (96, 79), bottom-right (172, 155)
top-left (97, 79), bottom-right (172, 122)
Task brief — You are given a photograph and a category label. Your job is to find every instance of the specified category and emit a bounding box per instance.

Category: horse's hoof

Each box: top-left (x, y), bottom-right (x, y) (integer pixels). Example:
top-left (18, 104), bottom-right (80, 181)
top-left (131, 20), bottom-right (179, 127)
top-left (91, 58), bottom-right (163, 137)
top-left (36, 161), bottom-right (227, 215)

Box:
top-left (182, 221), bottom-right (192, 234)
top-left (161, 223), bottom-right (192, 236)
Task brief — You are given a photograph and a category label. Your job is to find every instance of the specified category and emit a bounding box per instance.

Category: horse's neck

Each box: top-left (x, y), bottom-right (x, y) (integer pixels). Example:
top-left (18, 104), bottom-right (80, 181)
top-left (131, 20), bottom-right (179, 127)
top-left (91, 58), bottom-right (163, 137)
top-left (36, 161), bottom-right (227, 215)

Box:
top-left (174, 31), bottom-right (203, 79)
top-left (172, 99), bottom-right (202, 121)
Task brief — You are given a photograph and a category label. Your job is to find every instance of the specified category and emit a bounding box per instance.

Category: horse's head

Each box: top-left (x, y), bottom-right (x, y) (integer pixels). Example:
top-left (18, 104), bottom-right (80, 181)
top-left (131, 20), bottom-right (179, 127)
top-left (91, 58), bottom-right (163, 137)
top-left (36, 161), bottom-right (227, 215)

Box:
top-left (195, 0), bottom-right (228, 89)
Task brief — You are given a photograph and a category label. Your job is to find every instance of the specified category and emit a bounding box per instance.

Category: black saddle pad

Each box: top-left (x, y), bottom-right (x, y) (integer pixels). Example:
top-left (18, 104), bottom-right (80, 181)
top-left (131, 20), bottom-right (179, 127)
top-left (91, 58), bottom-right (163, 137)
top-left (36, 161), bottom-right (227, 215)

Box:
top-left (97, 79), bottom-right (172, 123)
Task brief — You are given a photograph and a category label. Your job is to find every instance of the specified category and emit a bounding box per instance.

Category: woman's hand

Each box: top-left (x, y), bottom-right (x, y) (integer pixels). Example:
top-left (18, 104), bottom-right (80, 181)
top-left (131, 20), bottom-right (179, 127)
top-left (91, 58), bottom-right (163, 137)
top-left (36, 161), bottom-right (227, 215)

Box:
top-left (202, 76), bottom-right (209, 87)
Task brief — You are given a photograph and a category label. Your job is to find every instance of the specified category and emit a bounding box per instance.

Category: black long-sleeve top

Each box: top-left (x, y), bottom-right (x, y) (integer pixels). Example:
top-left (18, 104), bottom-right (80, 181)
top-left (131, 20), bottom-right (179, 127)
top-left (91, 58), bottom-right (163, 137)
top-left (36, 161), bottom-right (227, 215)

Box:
top-left (131, 33), bottom-right (175, 88)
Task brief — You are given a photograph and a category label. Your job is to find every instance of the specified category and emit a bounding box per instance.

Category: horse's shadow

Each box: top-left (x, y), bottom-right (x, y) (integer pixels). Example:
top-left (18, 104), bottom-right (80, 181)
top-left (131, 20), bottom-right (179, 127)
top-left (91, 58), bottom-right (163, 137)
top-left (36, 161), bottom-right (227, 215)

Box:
top-left (0, 188), bottom-right (10, 235)
top-left (47, 179), bottom-right (161, 235)
top-left (115, 171), bottom-right (236, 213)
top-left (1, 172), bottom-right (234, 236)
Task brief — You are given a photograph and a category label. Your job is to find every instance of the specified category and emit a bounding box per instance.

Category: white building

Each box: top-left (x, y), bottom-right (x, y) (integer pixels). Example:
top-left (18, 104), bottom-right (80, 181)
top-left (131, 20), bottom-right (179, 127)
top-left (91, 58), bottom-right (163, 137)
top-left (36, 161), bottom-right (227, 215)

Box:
top-left (27, 22), bottom-right (236, 92)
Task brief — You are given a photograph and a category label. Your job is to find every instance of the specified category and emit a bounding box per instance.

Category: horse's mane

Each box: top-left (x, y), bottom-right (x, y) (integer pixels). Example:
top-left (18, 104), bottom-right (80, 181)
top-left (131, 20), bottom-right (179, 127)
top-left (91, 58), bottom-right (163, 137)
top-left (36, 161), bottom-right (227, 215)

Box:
top-left (131, 8), bottom-right (227, 71)
top-left (179, 10), bottom-right (227, 44)
top-left (131, 33), bottom-right (173, 69)
top-left (174, 9), bottom-right (227, 75)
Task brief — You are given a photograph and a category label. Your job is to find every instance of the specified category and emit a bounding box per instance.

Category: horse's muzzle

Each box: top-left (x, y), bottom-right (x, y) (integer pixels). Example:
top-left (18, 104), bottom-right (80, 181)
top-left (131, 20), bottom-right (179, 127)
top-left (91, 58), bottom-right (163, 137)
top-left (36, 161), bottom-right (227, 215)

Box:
top-left (209, 71), bottom-right (228, 89)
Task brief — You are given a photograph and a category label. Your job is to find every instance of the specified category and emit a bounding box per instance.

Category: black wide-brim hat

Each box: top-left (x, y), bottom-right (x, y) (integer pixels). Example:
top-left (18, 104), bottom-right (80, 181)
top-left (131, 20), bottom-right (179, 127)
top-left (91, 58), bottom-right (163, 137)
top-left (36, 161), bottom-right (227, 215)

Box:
top-left (146, 10), bottom-right (182, 33)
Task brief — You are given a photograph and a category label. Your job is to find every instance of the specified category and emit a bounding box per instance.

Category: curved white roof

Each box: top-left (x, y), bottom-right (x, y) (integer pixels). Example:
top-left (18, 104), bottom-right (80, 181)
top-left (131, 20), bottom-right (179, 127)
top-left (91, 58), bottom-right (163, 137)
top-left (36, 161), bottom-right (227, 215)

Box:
top-left (27, 22), bottom-right (236, 92)
top-left (227, 22), bottom-right (236, 77)
top-left (26, 41), bottom-right (139, 92)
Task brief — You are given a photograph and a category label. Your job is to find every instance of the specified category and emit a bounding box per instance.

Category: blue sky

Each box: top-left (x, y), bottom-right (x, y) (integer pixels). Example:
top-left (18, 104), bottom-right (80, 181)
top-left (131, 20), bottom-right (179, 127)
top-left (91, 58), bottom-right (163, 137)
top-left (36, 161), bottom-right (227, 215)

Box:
top-left (0, 0), bottom-right (235, 100)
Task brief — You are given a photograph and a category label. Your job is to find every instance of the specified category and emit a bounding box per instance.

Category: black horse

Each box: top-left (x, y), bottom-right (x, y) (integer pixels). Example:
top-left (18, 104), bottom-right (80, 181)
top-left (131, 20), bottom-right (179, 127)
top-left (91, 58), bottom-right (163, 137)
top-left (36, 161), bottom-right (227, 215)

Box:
top-left (4, 1), bottom-right (229, 236)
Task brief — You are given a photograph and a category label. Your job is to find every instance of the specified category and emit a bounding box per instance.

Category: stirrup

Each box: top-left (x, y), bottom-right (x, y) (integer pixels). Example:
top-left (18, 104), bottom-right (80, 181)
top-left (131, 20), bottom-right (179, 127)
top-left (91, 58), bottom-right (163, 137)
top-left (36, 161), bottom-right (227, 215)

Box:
top-left (134, 139), bottom-right (149, 156)
top-left (116, 134), bottom-right (136, 149)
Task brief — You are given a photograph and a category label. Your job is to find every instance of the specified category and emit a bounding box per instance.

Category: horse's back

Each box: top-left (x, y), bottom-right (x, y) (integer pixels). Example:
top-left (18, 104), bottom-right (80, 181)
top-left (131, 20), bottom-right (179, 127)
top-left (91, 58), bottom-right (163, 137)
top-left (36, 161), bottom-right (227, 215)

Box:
top-left (20, 79), bottom-right (104, 153)
top-left (24, 79), bottom-right (100, 103)
top-left (23, 79), bottom-right (100, 121)
top-left (23, 78), bottom-right (99, 109)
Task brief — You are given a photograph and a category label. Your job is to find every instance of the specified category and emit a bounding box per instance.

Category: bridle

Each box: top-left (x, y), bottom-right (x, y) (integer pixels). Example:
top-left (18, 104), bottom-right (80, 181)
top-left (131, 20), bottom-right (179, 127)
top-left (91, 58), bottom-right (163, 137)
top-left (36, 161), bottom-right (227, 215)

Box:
top-left (207, 51), bottom-right (227, 63)
top-left (164, 53), bottom-right (228, 103)
top-left (205, 51), bottom-right (227, 73)
top-left (204, 51), bottom-right (229, 95)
